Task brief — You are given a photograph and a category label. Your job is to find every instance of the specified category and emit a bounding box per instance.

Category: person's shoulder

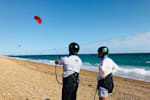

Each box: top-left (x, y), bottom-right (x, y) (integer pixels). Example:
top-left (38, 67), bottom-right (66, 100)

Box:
top-left (69, 55), bottom-right (78, 59)
top-left (61, 56), bottom-right (68, 60)
top-left (105, 57), bottom-right (115, 64)
top-left (70, 55), bottom-right (82, 61)
top-left (105, 57), bottom-right (113, 62)
top-left (74, 55), bottom-right (81, 60)
top-left (106, 57), bottom-right (112, 60)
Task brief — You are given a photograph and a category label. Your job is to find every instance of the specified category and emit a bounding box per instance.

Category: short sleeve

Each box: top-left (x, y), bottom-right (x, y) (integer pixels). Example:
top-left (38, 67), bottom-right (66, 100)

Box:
top-left (111, 60), bottom-right (119, 73)
top-left (58, 57), bottom-right (65, 65)
top-left (101, 61), bottom-right (109, 75)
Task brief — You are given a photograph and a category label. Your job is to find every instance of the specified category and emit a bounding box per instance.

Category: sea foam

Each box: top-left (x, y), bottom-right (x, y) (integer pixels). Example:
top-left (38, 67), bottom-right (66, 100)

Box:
top-left (8, 57), bottom-right (150, 82)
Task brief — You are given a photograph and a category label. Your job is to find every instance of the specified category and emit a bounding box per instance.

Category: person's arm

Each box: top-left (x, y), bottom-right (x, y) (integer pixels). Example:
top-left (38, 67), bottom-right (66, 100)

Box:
top-left (101, 60), bottom-right (113, 79)
top-left (100, 62), bottom-right (107, 79)
top-left (112, 60), bottom-right (119, 74)
top-left (55, 58), bottom-right (64, 65)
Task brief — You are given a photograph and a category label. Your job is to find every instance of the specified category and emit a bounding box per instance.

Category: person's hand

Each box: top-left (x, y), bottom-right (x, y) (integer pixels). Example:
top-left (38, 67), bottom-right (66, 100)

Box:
top-left (55, 59), bottom-right (59, 64)
top-left (103, 74), bottom-right (107, 79)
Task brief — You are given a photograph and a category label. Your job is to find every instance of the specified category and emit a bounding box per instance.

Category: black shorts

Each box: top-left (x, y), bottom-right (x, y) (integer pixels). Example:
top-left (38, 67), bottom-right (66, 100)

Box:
top-left (97, 73), bottom-right (114, 93)
top-left (62, 73), bottom-right (79, 100)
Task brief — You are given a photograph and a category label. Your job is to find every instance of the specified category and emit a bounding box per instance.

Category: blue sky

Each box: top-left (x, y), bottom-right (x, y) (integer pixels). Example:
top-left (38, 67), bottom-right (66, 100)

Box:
top-left (0, 0), bottom-right (150, 55)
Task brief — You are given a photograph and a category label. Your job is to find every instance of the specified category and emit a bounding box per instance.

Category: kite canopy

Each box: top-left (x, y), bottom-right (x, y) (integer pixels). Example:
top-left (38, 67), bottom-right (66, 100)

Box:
top-left (34, 16), bottom-right (42, 24)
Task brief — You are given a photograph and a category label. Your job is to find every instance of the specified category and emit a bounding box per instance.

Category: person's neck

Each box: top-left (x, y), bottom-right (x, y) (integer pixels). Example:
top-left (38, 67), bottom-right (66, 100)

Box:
top-left (101, 55), bottom-right (108, 60)
top-left (69, 54), bottom-right (76, 56)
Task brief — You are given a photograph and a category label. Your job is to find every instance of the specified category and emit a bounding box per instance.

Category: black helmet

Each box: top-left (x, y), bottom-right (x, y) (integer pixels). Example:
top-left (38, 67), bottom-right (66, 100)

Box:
top-left (69, 42), bottom-right (80, 55)
top-left (98, 46), bottom-right (109, 55)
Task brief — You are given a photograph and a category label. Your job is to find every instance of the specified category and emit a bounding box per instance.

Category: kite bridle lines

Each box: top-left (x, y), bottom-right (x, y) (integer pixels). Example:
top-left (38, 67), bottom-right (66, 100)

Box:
top-left (55, 64), bottom-right (62, 85)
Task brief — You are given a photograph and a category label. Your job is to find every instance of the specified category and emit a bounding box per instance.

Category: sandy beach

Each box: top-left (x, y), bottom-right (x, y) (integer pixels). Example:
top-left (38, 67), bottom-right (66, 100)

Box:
top-left (0, 56), bottom-right (150, 100)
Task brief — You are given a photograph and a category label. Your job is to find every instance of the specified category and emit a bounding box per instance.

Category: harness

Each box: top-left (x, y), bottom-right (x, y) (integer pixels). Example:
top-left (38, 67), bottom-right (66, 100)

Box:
top-left (97, 73), bottom-right (114, 93)
top-left (72, 72), bottom-right (79, 88)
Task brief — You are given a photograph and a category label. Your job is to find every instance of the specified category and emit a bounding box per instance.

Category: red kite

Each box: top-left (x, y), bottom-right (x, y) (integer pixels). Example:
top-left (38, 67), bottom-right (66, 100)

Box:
top-left (34, 16), bottom-right (42, 24)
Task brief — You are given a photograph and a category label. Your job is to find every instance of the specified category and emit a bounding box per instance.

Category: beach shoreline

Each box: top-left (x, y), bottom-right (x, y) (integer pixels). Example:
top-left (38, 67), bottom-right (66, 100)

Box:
top-left (0, 56), bottom-right (150, 100)
top-left (6, 54), bottom-right (150, 82)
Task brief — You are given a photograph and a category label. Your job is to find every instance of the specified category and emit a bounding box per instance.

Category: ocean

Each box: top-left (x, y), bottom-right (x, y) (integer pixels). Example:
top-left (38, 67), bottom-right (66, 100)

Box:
top-left (8, 53), bottom-right (150, 82)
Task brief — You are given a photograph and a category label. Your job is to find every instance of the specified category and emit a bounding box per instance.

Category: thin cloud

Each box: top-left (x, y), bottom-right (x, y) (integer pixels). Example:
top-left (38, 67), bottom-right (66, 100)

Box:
top-left (81, 32), bottom-right (150, 53)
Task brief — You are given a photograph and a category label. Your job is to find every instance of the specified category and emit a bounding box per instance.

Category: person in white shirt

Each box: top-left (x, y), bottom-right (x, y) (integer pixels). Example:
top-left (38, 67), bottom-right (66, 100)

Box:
top-left (55, 42), bottom-right (82, 100)
top-left (97, 46), bottom-right (119, 100)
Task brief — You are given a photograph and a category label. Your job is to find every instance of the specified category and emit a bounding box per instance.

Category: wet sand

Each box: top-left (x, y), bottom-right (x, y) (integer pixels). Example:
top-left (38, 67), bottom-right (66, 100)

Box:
top-left (0, 56), bottom-right (150, 100)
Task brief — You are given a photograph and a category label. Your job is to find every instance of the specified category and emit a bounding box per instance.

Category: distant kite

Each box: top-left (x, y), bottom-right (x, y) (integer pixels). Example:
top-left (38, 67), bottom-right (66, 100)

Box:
top-left (18, 44), bottom-right (21, 48)
top-left (34, 16), bottom-right (42, 24)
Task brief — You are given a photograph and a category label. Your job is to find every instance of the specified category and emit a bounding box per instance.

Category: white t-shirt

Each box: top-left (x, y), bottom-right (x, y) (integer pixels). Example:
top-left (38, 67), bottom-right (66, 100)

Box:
top-left (97, 56), bottom-right (119, 80)
top-left (59, 55), bottom-right (82, 78)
